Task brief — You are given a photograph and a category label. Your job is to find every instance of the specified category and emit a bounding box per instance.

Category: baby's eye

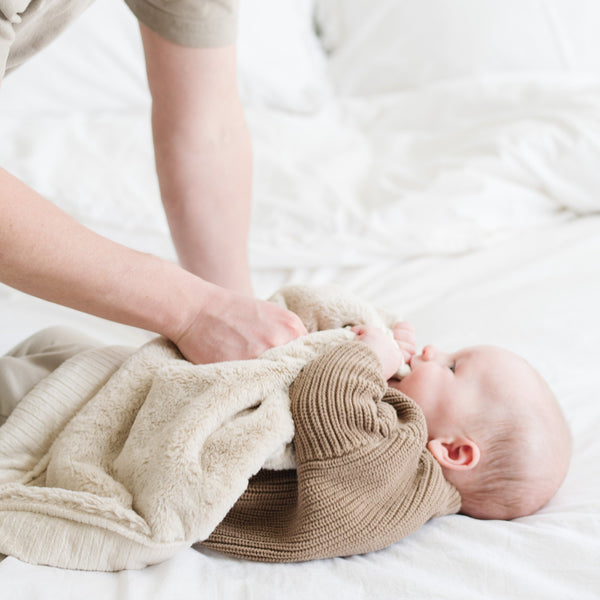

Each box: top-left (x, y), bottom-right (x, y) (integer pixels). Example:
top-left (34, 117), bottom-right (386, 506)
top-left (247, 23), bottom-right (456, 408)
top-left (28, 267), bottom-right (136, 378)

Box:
top-left (448, 362), bottom-right (456, 373)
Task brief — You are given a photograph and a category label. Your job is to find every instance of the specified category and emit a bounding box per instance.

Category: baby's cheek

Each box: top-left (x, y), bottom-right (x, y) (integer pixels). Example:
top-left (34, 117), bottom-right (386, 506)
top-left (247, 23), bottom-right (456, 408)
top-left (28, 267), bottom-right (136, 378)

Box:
top-left (398, 370), bottom-right (435, 408)
top-left (394, 373), bottom-right (419, 398)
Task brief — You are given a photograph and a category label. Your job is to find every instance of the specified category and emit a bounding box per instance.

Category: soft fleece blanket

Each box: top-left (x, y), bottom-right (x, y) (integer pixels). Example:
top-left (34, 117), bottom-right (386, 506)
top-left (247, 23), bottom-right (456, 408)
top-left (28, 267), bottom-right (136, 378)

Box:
top-left (0, 285), bottom-right (399, 570)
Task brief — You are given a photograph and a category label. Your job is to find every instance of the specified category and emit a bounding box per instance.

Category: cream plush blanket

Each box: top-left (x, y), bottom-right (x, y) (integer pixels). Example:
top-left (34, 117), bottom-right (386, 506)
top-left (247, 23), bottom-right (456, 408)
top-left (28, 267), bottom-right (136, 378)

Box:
top-left (0, 285), bottom-right (401, 571)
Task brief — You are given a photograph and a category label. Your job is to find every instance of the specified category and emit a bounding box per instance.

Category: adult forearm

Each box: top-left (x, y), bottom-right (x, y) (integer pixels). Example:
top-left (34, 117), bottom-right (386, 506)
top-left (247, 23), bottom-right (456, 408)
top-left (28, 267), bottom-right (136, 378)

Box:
top-left (140, 25), bottom-right (253, 294)
top-left (0, 167), bottom-right (201, 343)
top-left (152, 97), bottom-right (253, 294)
top-left (0, 168), bottom-right (307, 364)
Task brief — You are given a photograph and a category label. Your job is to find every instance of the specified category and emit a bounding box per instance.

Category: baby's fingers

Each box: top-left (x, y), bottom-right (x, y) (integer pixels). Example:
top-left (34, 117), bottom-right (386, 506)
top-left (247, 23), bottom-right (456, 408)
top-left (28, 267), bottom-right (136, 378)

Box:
top-left (393, 321), bottom-right (416, 361)
top-left (393, 321), bottom-right (416, 343)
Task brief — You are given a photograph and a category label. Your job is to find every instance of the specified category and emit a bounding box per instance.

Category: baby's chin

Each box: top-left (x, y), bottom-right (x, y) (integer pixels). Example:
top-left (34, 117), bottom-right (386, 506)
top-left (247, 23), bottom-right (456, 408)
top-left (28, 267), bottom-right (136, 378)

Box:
top-left (387, 378), bottom-right (404, 391)
top-left (387, 362), bottom-right (411, 388)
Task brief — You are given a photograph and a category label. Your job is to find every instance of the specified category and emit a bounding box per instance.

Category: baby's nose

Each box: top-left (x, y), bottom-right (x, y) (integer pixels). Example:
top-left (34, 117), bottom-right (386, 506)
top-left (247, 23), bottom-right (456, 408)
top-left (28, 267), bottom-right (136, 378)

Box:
top-left (422, 345), bottom-right (437, 361)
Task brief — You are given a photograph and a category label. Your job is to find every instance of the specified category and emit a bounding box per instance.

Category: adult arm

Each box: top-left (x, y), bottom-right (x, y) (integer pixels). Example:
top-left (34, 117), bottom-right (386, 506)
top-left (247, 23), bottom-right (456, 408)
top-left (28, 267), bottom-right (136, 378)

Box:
top-left (0, 168), bottom-right (306, 363)
top-left (139, 23), bottom-right (253, 294)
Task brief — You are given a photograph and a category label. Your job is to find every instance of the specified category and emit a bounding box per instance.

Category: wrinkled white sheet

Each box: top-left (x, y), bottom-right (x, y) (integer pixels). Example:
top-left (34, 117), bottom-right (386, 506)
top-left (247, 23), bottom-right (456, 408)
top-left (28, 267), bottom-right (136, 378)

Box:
top-left (0, 0), bottom-right (599, 597)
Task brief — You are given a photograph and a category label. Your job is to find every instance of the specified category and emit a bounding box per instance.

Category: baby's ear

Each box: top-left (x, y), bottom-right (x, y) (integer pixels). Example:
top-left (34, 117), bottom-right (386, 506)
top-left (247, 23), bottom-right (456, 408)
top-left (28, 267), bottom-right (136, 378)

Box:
top-left (427, 437), bottom-right (481, 471)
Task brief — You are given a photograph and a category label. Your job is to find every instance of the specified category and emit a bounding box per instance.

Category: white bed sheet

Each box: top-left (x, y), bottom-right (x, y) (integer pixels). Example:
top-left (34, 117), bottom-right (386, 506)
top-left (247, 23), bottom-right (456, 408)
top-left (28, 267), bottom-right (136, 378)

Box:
top-left (1, 1), bottom-right (599, 598)
top-left (0, 217), bottom-right (598, 599)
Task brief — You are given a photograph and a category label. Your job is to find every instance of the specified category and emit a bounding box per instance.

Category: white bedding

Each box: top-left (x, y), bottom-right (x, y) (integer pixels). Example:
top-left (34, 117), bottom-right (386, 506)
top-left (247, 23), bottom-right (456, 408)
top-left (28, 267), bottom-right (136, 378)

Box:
top-left (1, 0), bottom-right (599, 597)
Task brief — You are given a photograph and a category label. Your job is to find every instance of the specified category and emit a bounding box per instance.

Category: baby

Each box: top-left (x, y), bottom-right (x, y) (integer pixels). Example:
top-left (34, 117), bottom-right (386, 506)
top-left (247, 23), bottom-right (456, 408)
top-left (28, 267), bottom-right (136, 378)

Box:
top-left (0, 321), bottom-right (572, 564)
top-left (203, 322), bottom-right (572, 562)
top-left (360, 322), bottom-right (572, 520)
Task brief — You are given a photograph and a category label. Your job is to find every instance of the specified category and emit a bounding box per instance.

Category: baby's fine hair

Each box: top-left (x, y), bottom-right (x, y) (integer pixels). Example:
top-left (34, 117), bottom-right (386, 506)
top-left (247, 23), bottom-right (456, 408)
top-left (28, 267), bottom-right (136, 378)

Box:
top-left (456, 373), bottom-right (571, 520)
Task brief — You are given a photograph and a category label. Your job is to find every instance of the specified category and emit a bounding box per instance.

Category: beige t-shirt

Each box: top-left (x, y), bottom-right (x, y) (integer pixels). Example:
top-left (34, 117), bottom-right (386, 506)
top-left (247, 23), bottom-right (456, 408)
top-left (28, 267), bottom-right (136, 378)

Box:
top-left (0, 0), bottom-right (239, 78)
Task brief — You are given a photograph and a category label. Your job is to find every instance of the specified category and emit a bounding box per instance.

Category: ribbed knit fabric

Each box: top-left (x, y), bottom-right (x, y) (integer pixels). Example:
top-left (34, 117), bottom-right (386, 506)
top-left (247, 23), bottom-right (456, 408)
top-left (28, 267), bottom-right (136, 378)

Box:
top-left (204, 343), bottom-right (462, 562)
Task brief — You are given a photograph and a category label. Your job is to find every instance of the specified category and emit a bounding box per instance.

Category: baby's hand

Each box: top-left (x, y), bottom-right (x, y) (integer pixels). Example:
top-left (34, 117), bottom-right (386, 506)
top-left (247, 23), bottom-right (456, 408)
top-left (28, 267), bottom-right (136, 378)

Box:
top-left (392, 321), bottom-right (416, 364)
top-left (351, 325), bottom-right (404, 381)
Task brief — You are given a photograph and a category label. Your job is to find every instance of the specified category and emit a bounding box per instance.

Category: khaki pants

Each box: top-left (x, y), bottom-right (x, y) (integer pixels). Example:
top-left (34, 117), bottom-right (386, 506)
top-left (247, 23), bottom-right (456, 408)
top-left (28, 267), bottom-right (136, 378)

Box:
top-left (0, 326), bottom-right (101, 425)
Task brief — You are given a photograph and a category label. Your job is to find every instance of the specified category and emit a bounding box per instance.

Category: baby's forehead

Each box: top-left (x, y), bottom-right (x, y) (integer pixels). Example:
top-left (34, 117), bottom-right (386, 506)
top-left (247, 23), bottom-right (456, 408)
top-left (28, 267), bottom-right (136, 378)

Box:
top-left (455, 345), bottom-right (515, 367)
top-left (458, 345), bottom-right (543, 402)
top-left (456, 345), bottom-right (533, 386)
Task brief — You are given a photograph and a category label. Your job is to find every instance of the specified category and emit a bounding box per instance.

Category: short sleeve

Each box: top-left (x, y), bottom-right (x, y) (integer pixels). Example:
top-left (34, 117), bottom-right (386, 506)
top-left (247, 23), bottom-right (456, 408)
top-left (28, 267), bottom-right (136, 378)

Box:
top-left (124, 0), bottom-right (239, 48)
top-left (0, 0), bottom-right (95, 78)
top-left (0, 5), bottom-right (17, 78)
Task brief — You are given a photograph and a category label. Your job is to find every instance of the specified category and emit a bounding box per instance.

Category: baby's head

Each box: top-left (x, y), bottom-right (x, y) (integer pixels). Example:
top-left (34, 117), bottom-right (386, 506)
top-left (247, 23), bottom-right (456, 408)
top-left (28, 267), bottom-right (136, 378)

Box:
top-left (389, 344), bottom-right (571, 520)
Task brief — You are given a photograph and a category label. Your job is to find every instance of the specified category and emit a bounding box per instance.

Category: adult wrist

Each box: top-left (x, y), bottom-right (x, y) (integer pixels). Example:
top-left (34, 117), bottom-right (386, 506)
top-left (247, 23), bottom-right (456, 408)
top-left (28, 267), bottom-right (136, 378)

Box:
top-left (153, 259), bottom-right (218, 345)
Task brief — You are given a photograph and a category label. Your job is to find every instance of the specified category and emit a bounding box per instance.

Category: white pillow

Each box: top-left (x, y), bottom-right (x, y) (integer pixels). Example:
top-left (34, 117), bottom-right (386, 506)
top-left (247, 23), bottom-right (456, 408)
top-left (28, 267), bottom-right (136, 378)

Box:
top-left (238, 0), bottom-right (332, 113)
top-left (316, 0), bottom-right (600, 94)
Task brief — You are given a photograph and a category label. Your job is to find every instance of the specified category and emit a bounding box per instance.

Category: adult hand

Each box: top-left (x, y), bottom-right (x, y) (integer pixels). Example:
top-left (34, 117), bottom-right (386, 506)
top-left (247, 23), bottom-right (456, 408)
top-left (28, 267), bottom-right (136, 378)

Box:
top-left (138, 26), bottom-right (307, 360)
top-left (0, 167), bottom-right (305, 364)
top-left (173, 285), bottom-right (308, 364)
top-left (351, 325), bottom-right (405, 381)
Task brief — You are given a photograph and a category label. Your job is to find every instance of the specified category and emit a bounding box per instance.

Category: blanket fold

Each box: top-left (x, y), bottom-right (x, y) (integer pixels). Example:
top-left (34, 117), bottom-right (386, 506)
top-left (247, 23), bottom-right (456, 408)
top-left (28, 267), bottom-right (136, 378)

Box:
top-left (0, 285), bottom-right (400, 570)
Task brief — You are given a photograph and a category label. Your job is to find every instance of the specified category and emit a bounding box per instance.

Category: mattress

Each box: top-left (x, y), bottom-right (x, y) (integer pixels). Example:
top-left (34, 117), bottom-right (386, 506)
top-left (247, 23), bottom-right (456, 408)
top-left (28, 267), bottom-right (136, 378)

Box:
top-left (0, 1), bottom-right (599, 597)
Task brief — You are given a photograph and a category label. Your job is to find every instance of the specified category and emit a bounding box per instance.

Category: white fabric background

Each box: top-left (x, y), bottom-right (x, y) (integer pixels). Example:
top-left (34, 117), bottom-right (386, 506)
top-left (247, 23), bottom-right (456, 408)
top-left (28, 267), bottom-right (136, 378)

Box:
top-left (0, 0), bottom-right (599, 597)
